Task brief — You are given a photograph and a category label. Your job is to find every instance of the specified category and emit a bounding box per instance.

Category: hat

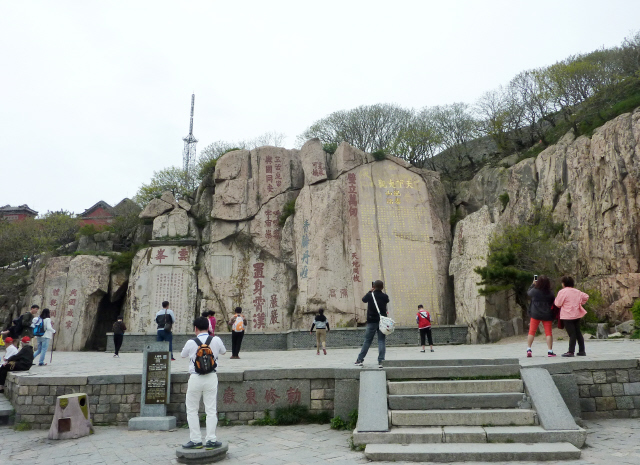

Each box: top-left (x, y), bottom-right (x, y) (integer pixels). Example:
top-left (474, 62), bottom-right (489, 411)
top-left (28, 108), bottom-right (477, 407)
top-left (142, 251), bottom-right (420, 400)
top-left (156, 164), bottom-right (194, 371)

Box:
top-left (21, 336), bottom-right (31, 343)
top-left (4, 337), bottom-right (13, 344)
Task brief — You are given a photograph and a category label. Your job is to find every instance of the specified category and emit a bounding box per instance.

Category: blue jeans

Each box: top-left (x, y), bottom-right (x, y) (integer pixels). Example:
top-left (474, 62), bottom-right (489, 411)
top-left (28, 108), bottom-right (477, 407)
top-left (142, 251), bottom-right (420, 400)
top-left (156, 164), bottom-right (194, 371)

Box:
top-left (33, 337), bottom-right (50, 365)
top-left (357, 322), bottom-right (386, 363)
top-left (157, 330), bottom-right (173, 357)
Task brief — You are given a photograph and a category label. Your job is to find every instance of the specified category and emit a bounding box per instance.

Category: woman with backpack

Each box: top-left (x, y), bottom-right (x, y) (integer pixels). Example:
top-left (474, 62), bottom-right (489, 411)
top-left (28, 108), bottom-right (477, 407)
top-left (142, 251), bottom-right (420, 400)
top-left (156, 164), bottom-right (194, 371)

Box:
top-left (228, 307), bottom-right (246, 359)
top-left (309, 308), bottom-right (330, 355)
top-left (32, 308), bottom-right (55, 366)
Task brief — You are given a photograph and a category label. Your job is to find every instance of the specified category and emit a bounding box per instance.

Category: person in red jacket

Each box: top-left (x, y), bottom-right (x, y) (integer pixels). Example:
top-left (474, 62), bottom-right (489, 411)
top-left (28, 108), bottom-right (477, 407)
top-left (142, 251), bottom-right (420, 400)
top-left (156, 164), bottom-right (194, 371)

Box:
top-left (416, 305), bottom-right (434, 353)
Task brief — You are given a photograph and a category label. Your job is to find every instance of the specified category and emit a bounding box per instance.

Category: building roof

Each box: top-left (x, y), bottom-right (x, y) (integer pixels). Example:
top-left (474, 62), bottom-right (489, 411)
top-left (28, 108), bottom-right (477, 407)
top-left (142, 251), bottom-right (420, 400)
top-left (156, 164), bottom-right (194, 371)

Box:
top-left (79, 201), bottom-right (114, 218)
top-left (0, 204), bottom-right (38, 216)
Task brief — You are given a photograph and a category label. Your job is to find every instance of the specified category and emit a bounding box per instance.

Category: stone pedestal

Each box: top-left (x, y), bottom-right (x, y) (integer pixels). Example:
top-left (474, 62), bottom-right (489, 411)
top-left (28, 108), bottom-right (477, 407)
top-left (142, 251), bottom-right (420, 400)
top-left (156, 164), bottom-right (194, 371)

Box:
top-left (128, 341), bottom-right (176, 430)
top-left (176, 442), bottom-right (229, 464)
top-left (48, 393), bottom-right (94, 440)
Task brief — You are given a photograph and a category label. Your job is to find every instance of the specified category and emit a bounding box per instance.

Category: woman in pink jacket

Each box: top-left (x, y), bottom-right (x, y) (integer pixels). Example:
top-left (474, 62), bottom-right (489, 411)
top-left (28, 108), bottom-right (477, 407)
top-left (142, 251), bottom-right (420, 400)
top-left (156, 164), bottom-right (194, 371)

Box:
top-left (554, 276), bottom-right (589, 357)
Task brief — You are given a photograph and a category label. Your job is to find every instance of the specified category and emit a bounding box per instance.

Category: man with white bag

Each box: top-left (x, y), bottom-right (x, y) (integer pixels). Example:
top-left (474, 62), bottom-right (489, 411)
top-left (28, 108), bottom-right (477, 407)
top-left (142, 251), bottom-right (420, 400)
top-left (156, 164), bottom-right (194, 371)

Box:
top-left (355, 280), bottom-right (390, 368)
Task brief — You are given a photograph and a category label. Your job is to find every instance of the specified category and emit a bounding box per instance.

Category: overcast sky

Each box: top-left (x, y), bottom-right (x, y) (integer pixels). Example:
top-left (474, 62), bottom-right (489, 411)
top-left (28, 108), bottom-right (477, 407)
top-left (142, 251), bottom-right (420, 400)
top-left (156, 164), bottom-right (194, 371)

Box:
top-left (1, 1), bottom-right (639, 215)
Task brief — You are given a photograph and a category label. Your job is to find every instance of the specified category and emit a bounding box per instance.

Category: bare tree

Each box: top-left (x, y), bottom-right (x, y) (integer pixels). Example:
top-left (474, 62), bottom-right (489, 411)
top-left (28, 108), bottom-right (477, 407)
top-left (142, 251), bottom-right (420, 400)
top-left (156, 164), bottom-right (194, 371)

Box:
top-left (388, 108), bottom-right (442, 167)
top-left (430, 103), bottom-right (479, 165)
top-left (297, 103), bottom-right (414, 153)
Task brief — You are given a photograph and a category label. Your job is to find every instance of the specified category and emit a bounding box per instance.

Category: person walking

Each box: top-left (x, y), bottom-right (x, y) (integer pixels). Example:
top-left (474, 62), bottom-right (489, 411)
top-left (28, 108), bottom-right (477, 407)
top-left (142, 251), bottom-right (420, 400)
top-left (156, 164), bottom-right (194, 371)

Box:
top-left (32, 308), bottom-right (55, 366)
top-left (180, 316), bottom-right (226, 450)
top-left (526, 276), bottom-right (556, 357)
top-left (112, 316), bottom-right (126, 358)
top-left (416, 305), bottom-right (434, 353)
top-left (0, 337), bottom-right (34, 393)
top-left (309, 309), bottom-right (330, 355)
top-left (555, 276), bottom-right (589, 357)
top-left (155, 301), bottom-right (176, 360)
top-left (355, 280), bottom-right (390, 368)
top-left (208, 311), bottom-right (217, 336)
top-left (229, 308), bottom-right (246, 359)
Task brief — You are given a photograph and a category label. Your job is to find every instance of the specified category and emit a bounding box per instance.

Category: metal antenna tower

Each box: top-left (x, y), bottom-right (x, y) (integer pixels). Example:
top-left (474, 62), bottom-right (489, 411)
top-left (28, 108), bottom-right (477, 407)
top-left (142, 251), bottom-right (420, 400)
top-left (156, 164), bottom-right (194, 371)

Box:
top-left (182, 93), bottom-right (197, 191)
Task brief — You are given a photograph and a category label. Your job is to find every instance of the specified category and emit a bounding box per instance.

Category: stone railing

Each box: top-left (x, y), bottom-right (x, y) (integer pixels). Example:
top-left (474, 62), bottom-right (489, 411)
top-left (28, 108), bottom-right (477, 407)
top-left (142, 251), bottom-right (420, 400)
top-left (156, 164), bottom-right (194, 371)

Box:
top-left (105, 325), bottom-right (469, 353)
top-left (5, 367), bottom-right (362, 430)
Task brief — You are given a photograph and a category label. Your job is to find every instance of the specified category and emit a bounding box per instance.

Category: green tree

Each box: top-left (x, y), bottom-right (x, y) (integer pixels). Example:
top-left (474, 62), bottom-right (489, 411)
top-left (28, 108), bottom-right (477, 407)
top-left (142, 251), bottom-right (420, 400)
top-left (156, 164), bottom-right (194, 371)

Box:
top-left (134, 166), bottom-right (192, 206)
top-left (388, 108), bottom-right (442, 167)
top-left (474, 209), bottom-right (567, 313)
top-left (0, 211), bottom-right (80, 267)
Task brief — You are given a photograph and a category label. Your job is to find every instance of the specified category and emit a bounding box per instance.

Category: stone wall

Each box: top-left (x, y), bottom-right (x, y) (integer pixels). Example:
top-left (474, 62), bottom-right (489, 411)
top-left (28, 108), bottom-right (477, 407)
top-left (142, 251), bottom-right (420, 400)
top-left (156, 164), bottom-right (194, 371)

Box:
top-left (104, 326), bottom-right (469, 352)
top-left (5, 369), bottom-right (359, 429)
top-left (543, 359), bottom-right (640, 420)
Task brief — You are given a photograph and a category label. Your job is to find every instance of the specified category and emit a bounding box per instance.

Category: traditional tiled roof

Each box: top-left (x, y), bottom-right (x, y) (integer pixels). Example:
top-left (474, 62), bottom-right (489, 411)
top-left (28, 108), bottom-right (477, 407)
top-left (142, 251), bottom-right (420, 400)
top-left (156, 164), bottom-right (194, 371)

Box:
top-left (79, 201), bottom-right (114, 218)
top-left (0, 204), bottom-right (38, 216)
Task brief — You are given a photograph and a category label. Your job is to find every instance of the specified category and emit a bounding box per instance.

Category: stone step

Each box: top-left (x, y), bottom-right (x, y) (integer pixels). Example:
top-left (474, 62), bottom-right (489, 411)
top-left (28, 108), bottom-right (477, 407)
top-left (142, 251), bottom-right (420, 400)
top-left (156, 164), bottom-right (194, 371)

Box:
top-left (0, 392), bottom-right (15, 426)
top-left (389, 392), bottom-right (524, 410)
top-left (388, 379), bottom-right (524, 395)
top-left (364, 442), bottom-right (581, 462)
top-left (353, 425), bottom-right (586, 448)
top-left (391, 409), bottom-right (536, 426)
top-left (383, 358), bottom-right (519, 368)
top-left (385, 364), bottom-right (520, 380)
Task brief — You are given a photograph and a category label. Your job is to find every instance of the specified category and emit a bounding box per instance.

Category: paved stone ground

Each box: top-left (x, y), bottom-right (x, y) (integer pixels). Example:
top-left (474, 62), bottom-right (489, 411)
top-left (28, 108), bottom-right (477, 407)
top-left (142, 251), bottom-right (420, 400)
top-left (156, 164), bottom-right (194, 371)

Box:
top-left (1, 336), bottom-right (638, 378)
top-left (1, 418), bottom-right (640, 465)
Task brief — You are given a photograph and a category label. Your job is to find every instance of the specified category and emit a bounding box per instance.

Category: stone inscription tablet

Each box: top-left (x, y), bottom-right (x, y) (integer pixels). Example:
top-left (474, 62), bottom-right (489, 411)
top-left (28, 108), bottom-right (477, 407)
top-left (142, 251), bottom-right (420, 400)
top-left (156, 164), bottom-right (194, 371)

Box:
top-left (145, 352), bottom-right (169, 404)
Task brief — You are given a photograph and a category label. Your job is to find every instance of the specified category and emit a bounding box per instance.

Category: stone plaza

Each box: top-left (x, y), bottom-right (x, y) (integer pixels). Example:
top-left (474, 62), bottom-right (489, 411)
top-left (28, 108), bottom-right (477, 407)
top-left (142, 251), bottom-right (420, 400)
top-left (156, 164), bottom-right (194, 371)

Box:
top-left (2, 338), bottom-right (640, 463)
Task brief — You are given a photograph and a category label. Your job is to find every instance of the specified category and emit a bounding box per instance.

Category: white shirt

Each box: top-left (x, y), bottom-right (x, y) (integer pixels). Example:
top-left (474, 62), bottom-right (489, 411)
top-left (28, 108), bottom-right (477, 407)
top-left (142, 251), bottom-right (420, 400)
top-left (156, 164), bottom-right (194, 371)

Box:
top-left (2, 344), bottom-right (18, 364)
top-left (181, 332), bottom-right (226, 374)
top-left (42, 318), bottom-right (56, 339)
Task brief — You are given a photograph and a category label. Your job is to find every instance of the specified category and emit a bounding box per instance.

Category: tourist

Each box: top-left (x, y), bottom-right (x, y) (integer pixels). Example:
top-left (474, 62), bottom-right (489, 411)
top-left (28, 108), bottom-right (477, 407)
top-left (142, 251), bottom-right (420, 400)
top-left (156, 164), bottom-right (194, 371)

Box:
top-left (355, 280), bottom-right (390, 368)
top-left (32, 308), bottom-right (55, 366)
top-left (180, 316), bottom-right (225, 450)
top-left (228, 307), bottom-right (246, 359)
top-left (31, 310), bottom-right (43, 353)
top-left (0, 336), bottom-right (34, 393)
top-left (416, 304), bottom-right (434, 353)
top-left (526, 276), bottom-right (556, 357)
top-left (1, 304), bottom-right (39, 339)
top-left (112, 315), bottom-right (126, 358)
top-left (201, 312), bottom-right (213, 335)
top-left (309, 308), bottom-right (330, 355)
top-left (2, 337), bottom-right (18, 365)
top-left (555, 276), bottom-right (589, 357)
top-left (208, 311), bottom-right (217, 336)
top-left (155, 301), bottom-right (176, 361)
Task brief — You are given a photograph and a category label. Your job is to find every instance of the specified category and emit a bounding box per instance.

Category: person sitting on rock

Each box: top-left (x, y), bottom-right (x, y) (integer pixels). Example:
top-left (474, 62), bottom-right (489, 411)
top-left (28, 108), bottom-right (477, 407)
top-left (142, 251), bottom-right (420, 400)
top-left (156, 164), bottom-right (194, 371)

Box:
top-left (0, 336), bottom-right (34, 393)
top-left (1, 337), bottom-right (18, 365)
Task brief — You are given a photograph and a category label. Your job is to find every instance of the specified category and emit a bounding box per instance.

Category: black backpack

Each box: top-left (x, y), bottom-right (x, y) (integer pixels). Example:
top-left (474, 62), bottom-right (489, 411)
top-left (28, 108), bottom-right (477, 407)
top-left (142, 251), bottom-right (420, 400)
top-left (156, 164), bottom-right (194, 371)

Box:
top-left (192, 336), bottom-right (217, 375)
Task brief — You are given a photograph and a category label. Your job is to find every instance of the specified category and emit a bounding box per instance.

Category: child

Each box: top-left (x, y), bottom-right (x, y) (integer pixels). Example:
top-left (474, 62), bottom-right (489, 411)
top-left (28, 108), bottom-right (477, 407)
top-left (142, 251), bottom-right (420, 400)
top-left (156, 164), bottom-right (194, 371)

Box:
top-left (416, 304), bottom-right (434, 353)
top-left (309, 309), bottom-right (330, 355)
top-left (2, 337), bottom-right (18, 365)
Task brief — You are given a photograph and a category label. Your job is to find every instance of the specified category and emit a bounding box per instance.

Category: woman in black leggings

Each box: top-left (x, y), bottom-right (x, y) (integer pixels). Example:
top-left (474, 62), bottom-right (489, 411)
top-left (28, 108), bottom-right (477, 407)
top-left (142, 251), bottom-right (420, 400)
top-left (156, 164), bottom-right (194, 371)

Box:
top-left (554, 276), bottom-right (589, 357)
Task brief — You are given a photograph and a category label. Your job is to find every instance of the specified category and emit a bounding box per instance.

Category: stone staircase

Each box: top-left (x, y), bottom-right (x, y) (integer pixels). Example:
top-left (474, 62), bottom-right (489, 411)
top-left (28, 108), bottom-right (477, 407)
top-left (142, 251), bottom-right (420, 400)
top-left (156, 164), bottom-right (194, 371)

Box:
top-left (354, 359), bottom-right (585, 462)
top-left (0, 391), bottom-right (15, 426)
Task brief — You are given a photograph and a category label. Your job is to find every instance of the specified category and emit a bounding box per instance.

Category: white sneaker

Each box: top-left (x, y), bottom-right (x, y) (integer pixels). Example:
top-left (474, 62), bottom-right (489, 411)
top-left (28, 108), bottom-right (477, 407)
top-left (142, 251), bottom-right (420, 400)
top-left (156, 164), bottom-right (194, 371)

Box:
top-left (354, 360), bottom-right (363, 366)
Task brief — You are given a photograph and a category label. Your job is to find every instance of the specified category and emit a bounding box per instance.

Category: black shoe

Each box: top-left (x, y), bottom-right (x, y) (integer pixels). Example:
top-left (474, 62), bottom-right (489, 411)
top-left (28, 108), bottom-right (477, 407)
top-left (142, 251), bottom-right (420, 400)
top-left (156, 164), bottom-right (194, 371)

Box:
top-left (561, 352), bottom-right (574, 357)
top-left (183, 441), bottom-right (203, 449)
top-left (205, 440), bottom-right (222, 450)
top-left (577, 352), bottom-right (587, 356)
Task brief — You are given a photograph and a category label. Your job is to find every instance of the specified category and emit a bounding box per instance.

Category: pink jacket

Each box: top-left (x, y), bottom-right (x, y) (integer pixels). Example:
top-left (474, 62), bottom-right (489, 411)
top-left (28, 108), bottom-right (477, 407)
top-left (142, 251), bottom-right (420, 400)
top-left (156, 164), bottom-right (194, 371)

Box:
top-left (554, 287), bottom-right (589, 320)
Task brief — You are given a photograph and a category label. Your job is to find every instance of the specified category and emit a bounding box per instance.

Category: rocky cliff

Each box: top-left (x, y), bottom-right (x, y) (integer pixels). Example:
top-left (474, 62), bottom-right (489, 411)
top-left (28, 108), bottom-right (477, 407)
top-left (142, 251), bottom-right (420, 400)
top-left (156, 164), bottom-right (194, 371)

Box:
top-left (451, 107), bottom-right (640, 340)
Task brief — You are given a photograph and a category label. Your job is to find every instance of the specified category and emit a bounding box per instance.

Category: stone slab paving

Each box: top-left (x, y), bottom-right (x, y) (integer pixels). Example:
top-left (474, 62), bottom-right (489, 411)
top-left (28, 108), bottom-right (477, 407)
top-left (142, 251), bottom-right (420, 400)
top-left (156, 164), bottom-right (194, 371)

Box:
top-left (0, 418), bottom-right (639, 465)
top-left (1, 337), bottom-right (638, 378)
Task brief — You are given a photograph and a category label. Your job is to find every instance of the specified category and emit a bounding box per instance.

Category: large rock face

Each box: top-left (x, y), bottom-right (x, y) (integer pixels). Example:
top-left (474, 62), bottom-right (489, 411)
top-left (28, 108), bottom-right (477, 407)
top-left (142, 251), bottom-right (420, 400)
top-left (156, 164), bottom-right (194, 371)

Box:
top-left (452, 107), bottom-right (640, 324)
top-left (449, 207), bottom-right (520, 343)
top-left (124, 246), bottom-right (198, 334)
top-left (27, 255), bottom-right (111, 351)
top-left (123, 142), bottom-right (453, 334)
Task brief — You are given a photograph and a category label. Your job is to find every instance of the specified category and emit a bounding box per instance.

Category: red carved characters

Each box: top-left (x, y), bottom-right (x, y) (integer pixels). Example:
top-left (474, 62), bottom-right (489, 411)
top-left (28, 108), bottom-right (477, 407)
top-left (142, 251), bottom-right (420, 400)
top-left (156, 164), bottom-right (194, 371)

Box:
top-left (253, 263), bottom-right (266, 330)
top-left (287, 387), bottom-right (301, 404)
top-left (265, 388), bottom-right (280, 404)
top-left (154, 248), bottom-right (168, 263)
top-left (223, 387), bottom-right (237, 404)
top-left (347, 173), bottom-right (358, 217)
top-left (245, 388), bottom-right (257, 405)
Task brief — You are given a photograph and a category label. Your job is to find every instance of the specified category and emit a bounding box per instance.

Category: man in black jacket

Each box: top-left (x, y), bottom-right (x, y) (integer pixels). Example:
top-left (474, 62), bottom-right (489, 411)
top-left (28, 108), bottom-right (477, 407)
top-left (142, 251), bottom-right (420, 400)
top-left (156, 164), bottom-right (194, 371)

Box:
top-left (355, 280), bottom-right (389, 368)
top-left (0, 336), bottom-right (34, 392)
